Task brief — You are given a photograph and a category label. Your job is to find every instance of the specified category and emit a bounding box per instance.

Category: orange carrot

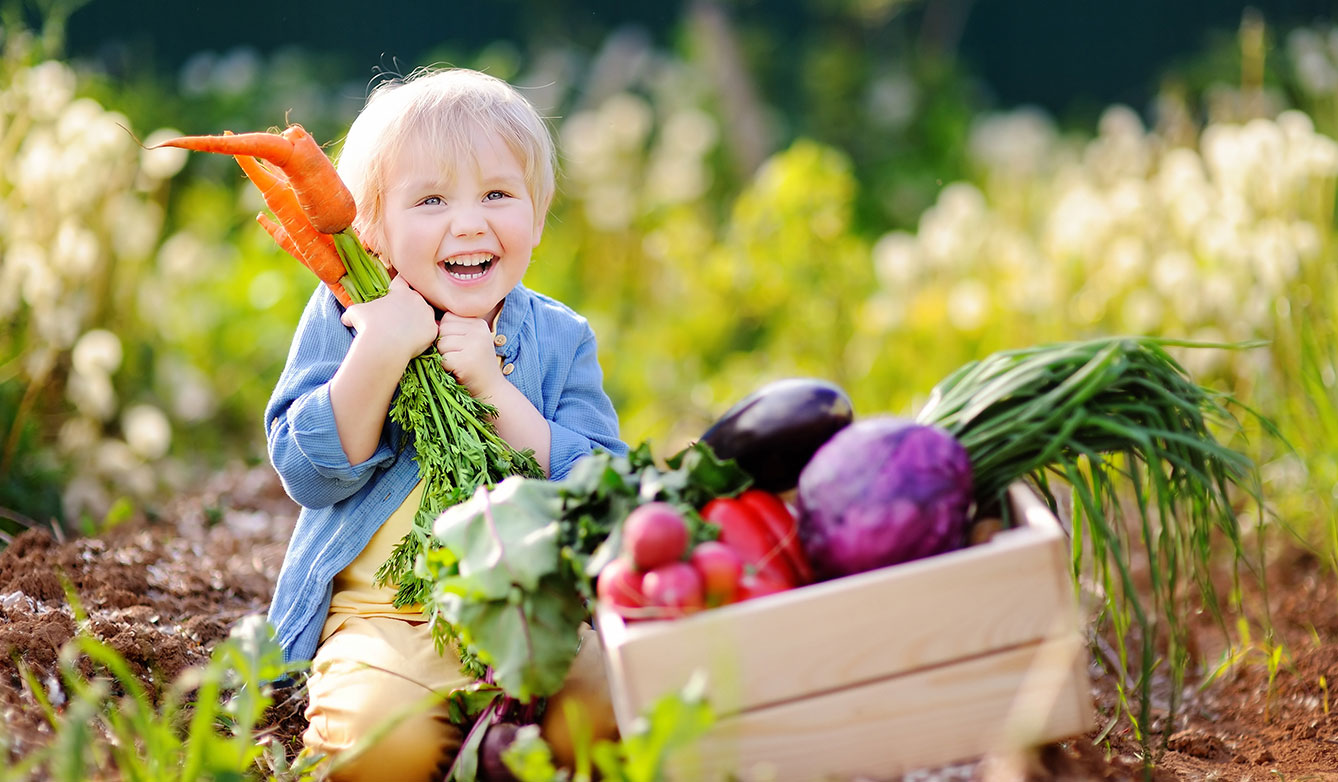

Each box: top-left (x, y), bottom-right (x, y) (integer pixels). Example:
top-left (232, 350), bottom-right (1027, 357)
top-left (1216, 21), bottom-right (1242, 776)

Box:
top-left (234, 154), bottom-right (347, 285)
top-left (256, 213), bottom-right (352, 307)
top-left (155, 125), bottom-right (356, 234)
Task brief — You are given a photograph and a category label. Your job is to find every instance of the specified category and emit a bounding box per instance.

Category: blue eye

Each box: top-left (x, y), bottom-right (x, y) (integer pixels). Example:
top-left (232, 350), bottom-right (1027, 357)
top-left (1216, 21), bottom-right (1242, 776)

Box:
top-left (422, 196), bottom-right (443, 206)
top-left (484, 191), bottom-right (508, 201)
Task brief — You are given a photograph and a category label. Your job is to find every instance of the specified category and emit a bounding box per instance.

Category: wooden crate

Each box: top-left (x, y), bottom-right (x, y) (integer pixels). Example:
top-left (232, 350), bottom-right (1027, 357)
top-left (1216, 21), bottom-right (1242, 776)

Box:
top-left (595, 483), bottom-right (1095, 780)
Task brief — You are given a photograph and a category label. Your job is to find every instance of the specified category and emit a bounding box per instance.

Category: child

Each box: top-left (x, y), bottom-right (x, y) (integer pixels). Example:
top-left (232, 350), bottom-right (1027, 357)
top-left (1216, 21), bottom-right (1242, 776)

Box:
top-left (263, 68), bottom-right (627, 781)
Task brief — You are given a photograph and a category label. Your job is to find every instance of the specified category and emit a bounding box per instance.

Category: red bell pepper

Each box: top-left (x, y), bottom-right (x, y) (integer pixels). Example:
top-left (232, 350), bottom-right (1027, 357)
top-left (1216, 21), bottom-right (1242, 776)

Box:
top-left (735, 489), bottom-right (815, 585)
top-left (701, 490), bottom-right (813, 591)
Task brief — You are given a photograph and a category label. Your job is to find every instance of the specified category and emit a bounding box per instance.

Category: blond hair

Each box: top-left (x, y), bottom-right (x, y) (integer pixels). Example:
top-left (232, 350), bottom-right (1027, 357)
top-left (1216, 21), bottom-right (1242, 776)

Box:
top-left (336, 68), bottom-right (556, 253)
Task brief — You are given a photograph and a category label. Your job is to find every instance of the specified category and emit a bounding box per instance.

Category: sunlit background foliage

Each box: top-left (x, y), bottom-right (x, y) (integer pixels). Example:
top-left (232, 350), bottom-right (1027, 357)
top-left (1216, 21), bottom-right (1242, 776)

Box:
top-left (2, 0), bottom-right (1336, 568)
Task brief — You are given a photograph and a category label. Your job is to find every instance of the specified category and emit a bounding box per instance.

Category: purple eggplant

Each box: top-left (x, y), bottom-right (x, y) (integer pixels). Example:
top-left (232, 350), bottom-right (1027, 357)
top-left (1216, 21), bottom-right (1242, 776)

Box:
top-left (700, 378), bottom-right (854, 492)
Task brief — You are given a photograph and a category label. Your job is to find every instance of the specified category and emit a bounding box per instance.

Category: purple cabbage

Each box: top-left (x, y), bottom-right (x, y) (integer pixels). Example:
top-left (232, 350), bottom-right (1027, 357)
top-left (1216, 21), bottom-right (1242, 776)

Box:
top-left (796, 417), bottom-right (973, 580)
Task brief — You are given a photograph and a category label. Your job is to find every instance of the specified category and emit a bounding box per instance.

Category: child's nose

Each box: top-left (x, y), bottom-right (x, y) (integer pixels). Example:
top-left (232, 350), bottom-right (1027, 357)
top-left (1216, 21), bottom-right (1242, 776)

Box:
top-left (450, 206), bottom-right (488, 238)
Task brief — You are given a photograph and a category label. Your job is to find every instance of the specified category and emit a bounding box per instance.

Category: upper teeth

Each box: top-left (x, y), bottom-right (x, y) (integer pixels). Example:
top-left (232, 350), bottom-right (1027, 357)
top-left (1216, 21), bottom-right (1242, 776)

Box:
top-left (449, 253), bottom-right (493, 267)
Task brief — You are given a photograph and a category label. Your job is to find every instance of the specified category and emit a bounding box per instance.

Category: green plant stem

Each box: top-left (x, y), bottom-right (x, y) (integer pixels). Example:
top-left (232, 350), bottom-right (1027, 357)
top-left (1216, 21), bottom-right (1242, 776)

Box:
top-left (0, 374), bottom-right (40, 478)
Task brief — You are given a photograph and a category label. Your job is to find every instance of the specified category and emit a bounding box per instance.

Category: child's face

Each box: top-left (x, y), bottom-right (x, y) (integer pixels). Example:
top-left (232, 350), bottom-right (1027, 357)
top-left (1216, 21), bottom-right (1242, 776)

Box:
top-left (380, 128), bottom-right (544, 323)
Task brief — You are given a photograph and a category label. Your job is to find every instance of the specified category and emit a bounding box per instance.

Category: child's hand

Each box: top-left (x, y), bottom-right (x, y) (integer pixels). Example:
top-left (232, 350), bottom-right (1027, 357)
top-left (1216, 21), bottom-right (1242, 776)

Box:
top-left (435, 312), bottom-right (505, 397)
top-left (339, 274), bottom-right (438, 367)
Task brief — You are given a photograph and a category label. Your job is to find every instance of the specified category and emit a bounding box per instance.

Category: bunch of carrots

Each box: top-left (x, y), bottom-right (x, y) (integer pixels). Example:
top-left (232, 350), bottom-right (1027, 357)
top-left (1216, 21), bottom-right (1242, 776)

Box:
top-left (156, 127), bottom-right (544, 663)
top-left (160, 126), bottom-right (382, 306)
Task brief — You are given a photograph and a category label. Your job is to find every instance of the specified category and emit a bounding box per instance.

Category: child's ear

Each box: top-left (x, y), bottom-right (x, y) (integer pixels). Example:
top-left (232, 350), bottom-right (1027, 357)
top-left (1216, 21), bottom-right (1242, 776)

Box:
top-left (532, 214), bottom-right (547, 247)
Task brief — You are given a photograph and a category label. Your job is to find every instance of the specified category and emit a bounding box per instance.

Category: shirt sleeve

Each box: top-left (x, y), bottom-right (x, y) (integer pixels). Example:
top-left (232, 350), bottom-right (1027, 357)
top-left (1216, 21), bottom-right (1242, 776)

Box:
top-left (264, 286), bottom-right (398, 508)
top-left (547, 323), bottom-right (628, 480)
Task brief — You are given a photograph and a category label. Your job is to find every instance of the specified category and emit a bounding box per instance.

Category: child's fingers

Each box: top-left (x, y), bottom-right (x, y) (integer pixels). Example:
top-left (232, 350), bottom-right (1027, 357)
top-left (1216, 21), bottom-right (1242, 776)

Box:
top-left (434, 331), bottom-right (483, 357)
top-left (436, 312), bottom-right (491, 339)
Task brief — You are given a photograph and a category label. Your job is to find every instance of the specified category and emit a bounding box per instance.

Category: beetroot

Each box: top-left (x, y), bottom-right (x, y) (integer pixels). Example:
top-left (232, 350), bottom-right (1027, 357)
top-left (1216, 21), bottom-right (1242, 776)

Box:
top-left (796, 417), bottom-right (973, 580)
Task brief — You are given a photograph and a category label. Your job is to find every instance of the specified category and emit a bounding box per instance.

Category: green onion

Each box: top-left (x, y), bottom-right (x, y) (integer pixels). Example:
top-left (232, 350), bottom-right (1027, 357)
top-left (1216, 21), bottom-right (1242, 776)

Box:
top-left (916, 335), bottom-right (1269, 747)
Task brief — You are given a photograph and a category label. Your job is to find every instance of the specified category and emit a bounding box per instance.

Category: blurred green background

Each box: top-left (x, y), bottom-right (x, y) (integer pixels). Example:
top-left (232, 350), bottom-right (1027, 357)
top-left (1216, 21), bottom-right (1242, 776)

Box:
top-left (2, 0), bottom-right (1336, 562)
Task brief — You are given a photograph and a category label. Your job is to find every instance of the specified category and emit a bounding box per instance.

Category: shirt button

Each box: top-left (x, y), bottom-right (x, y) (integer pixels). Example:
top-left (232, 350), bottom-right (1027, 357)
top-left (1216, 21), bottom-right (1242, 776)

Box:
top-left (493, 334), bottom-right (507, 346)
top-left (502, 362), bottom-right (515, 376)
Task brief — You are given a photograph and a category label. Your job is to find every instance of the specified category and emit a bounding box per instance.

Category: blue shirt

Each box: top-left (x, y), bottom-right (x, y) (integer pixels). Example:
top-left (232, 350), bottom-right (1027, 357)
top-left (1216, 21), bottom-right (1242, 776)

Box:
top-left (264, 282), bottom-right (626, 665)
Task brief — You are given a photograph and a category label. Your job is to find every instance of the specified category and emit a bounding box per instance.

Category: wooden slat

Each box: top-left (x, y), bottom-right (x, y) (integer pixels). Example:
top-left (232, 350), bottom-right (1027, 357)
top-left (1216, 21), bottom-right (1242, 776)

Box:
top-left (598, 484), bottom-right (1077, 723)
top-left (666, 636), bottom-right (1095, 782)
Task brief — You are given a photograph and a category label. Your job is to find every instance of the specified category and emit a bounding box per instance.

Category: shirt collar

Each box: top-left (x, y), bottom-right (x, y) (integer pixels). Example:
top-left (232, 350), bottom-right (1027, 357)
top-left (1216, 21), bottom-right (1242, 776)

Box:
top-left (493, 284), bottom-right (528, 360)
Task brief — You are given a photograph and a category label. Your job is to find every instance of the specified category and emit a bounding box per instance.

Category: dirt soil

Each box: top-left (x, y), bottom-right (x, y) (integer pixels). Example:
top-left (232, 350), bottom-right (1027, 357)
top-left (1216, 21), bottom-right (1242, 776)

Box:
top-left (2, 464), bottom-right (1337, 780)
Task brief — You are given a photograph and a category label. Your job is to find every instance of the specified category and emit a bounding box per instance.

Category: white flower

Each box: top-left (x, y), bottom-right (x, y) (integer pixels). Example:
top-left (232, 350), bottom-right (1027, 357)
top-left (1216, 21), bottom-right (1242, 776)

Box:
top-left (13, 129), bottom-right (60, 202)
top-left (1251, 219), bottom-right (1300, 291)
top-left (248, 269), bottom-right (286, 310)
top-left (122, 404), bottom-right (172, 460)
top-left (157, 231), bottom-right (208, 281)
top-left (868, 71), bottom-right (918, 130)
top-left (211, 47), bottom-right (260, 96)
top-left (105, 195), bottom-right (164, 261)
top-left (1151, 250), bottom-right (1195, 298)
top-left (1044, 182), bottom-right (1109, 259)
top-left (1086, 105), bottom-right (1150, 181)
top-left (23, 347), bottom-right (57, 383)
top-left (67, 368), bottom-right (117, 421)
top-left (872, 231), bottom-right (920, 287)
top-left (55, 98), bottom-right (107, 145)
top-left (62, 475), bottom-right (110, 524)
top-left (919, 183), bottom-right (987, 266)
top-left (58, 417), bottom-right (101, 453)
top-left (859, 291), bottom-right (903, 332)
top-left (1157, 148), bottom-right (1212, 237)
top-left (561, 111), bottom-right (613, 180)
top-left (159, 358), bottom-right (217, 422)
top-left (178, 51), bottom-right (216, 97)
top-left (23, 60), bottom-right (76, 121)
top-left (661, 108), bottom-right (717, 155)
top-left (1121, 288), bottom-right (1164, 333)
top-left (1299, 130), bottom-right (1338, 178)
top-left (601, 93), bottom-right (653, 151)
top-left (1288, 29), bottom-right (1338, 95)
top-left (1240, 118), bottom-right (1287, 208)
top-left (95, 438), bottom-right (139, 477)
top-left (967, 107), bottom-right (1057, 178)
top-left (20, 250), bottom-right (59, 308)
top-left (1107, 180), bottom-right (1149, 227)
top-left (34, 303), bottom-right (82, 350)
top-left (1291, 220), bottom-right (1323, 260)
top-left (1102, 235), bottom-right (1146, 288)
top-left (72, 329), bottom-right (123, 375)
top-left (947, 278), bottom-right (989, 332)
top-left (140, 128), bottom-right (190, 180)
top-left (646, 155), bottom-right (707, 204)
top-left (1199, 272), bottom-right (1241, 321)
top-left (1, 241), bottom-right (44, 316)
top-left (584, 185), bottom-right (637, 231)
top-left (52, 220), bottom-right (100, 279)
top-left (1201, 123), bottom-right (1245, 194)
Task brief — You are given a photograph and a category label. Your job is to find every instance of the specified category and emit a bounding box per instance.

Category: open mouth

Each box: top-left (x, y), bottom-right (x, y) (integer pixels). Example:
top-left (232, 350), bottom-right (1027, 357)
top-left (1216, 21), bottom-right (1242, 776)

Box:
top-left (443, 252), bottom-right (496, 281)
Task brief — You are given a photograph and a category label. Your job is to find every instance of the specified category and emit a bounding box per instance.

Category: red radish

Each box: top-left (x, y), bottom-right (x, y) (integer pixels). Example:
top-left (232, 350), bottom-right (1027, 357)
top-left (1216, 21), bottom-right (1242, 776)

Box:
top-left (596, 557), bottom-right (647, 614)
top-left (738, 570), bottom-right (790, 601)
top-left (689, 541), bottom-right (743, 607)
top-left (641, 562), bottom-right (705, 617)
top-left (622, 502), bottom-right (690, 571)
